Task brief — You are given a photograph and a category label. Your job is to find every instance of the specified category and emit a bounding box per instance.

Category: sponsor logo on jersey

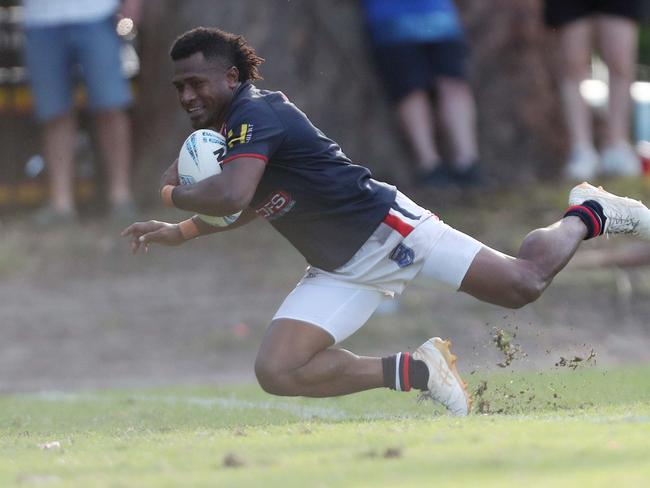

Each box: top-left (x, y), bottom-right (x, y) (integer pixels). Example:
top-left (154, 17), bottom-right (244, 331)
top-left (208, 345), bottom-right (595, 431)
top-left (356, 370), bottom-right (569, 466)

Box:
top-left (255, 190), bottom-right (296, 220)
top-left (227, 123), bottom-right (253, 149)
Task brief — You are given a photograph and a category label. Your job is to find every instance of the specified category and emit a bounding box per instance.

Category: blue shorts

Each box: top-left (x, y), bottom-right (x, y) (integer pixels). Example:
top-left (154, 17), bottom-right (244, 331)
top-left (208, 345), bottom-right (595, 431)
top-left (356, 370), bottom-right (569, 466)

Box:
top-left (370, 40), bottom-right (470, 103)
top-left (24, 16), bottom-right (132, 121)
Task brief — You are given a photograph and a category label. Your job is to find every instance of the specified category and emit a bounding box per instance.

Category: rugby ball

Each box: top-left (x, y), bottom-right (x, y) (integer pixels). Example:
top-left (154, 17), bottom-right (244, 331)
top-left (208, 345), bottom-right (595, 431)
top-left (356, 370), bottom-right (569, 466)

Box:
top-left (177, 129), bottom-right (241, 227)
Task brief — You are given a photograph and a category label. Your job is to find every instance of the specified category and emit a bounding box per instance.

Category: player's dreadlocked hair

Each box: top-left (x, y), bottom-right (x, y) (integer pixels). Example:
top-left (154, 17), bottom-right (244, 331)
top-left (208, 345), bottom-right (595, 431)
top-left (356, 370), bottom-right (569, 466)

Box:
top-left (170, 27), bottom-right (264, 82)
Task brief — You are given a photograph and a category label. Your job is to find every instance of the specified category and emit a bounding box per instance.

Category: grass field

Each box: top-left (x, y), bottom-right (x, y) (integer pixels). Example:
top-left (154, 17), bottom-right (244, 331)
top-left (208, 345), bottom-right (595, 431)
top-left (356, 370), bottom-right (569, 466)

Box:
top-left (2, 367), bottom-right (650, 487)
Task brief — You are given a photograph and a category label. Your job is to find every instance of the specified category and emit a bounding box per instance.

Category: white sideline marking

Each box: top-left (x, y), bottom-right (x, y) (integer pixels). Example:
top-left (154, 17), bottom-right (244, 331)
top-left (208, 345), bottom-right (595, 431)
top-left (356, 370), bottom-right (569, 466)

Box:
top-left (27, 391), bottom-right (351, 421)
top-left (25, 392), bottom-right (650, 423)
top-left (154, 395), bottom-right (350, 420)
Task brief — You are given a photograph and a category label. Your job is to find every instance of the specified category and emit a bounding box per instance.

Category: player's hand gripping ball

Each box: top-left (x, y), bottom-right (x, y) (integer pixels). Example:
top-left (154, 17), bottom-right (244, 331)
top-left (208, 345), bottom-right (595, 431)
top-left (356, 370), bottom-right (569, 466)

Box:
top-left (177, 129), bottom-right (242, 227)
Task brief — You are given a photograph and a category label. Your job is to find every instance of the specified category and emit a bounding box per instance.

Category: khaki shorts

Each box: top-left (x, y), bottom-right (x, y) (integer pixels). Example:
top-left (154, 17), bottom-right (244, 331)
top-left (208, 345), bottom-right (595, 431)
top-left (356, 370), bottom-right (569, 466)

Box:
top-left (272, 192), bottom-right (483, 343)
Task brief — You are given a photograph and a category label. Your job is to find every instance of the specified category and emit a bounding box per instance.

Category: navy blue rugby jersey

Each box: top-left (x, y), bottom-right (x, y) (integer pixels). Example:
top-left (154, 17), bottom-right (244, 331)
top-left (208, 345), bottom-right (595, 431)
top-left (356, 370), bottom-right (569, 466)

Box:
top-left (222, 82), bottom-right (397, 271)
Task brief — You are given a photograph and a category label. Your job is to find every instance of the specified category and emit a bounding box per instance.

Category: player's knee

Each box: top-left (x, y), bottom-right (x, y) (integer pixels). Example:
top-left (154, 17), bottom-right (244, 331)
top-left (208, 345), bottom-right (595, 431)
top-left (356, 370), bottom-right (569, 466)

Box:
top-left (509, 282), bottom-right (543, 308)
top-left (507, 267), bottom-right (546, 308)
top-left (254, 357), bottom-right (283, 395)
top-left (254, 356), bottom-right (298, 396)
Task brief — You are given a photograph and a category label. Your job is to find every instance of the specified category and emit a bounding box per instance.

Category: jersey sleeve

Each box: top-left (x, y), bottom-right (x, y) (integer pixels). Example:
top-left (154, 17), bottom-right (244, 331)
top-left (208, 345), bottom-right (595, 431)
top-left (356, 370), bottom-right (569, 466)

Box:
top-left (223, 99), bottom-right (286, 165)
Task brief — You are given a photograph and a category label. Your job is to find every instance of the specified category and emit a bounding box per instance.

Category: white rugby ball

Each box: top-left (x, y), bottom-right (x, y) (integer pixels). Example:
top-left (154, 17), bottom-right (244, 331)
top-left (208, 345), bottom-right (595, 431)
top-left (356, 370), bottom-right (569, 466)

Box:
top-left (177, 129), bottom-right (241, 227)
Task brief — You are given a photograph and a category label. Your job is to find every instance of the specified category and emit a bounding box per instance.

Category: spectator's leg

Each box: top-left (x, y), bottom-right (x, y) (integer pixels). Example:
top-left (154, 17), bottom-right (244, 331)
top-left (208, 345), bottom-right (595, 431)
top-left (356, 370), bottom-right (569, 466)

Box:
top-left (596, 15), bottom-right (638, 147)
top-left (24, 24), bottom-right (78, 220)
top-left (42, 112), bottom-right (77, 213)
top-left (435, 76), bottom-right (479, 170)
top-left (395, 90), bottom-right (441, 172)
top-left (557, 18), bottom-right (594, 148)
top-left (75, 17), bottom-right (135, 212)
top-left (95, 108), bottom-right (134, 206)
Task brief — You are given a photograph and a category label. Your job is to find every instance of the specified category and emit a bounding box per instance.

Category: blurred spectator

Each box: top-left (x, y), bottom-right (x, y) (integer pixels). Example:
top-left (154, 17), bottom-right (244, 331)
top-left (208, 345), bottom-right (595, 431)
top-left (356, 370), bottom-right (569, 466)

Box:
top-left (361, 0), bottom-right (482, 187)
top-left (22, 0), bottom-right (142, 224)
top-left (545, 0), bottom-right (644, 180)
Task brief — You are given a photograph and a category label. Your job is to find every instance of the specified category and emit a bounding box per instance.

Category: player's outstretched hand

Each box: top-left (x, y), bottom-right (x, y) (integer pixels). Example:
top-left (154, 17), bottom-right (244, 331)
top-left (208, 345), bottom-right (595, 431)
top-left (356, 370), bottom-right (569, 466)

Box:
top-left (159, 158), bottom-right (179, 190)
top-left (121, 220), bottom-right (184, 254)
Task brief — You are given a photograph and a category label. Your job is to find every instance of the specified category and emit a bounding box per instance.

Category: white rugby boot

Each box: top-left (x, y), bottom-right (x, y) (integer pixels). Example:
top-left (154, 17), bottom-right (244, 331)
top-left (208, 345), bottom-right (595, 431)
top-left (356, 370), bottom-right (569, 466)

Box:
top-left (568, 182), bottom-right (650, 238)
top-left (413, 337), bottom-right (471, 416)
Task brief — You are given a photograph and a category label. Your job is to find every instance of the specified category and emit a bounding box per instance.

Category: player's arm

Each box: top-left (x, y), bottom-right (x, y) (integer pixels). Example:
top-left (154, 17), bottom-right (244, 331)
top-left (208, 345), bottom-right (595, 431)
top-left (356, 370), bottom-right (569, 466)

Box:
top-left (167, 156), bottom-right (266, 216)
top-left (121, 206), bottom-right (259, 254)
top-left (192, 206), bottom-right (259, 235)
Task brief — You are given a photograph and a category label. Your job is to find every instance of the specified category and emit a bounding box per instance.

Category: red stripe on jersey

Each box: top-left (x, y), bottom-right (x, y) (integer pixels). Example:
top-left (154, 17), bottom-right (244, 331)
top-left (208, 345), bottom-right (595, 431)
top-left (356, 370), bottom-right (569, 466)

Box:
top-left (222, 153), bottom-right (269, 165)
top-left (383, 213), bottom-right (414, 237)
top-left (402, 352), bottom-right (411, 392)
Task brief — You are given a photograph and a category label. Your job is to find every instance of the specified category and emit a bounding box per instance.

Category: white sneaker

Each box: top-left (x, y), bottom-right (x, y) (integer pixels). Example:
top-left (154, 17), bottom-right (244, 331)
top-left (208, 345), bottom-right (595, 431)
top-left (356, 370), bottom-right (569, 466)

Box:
top-left (563, 144), bottom-right (599, 181)
top-left (569, 182), bottom-right (650, 238)
top-left (413, 337), bottom-right (471, 416)
top-left (600, 143), bottom-right (641, 177)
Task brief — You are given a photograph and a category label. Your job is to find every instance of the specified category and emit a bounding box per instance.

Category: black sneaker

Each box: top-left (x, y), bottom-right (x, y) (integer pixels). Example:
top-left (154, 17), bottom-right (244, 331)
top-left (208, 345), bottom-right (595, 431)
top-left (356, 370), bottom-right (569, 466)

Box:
top-left (31, 205), bottom-right (77, 226)
top-left (453, 163), bottom-right (486, 187)
top-left (415, 166), bottom-right (456, 188)
top-left (108, 200), bottom-right (139, 224)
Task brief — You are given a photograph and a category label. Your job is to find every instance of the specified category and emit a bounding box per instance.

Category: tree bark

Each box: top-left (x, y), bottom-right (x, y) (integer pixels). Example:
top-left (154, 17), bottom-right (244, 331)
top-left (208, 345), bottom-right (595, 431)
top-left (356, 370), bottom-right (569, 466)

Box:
top-left (132, 0), bottom-right (567, 202)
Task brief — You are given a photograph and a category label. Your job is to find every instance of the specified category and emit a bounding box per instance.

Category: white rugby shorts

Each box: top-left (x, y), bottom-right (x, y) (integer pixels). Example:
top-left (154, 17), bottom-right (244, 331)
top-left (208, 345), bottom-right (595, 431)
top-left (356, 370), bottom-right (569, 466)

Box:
top-left (272, 191), bottom-right (483, 343)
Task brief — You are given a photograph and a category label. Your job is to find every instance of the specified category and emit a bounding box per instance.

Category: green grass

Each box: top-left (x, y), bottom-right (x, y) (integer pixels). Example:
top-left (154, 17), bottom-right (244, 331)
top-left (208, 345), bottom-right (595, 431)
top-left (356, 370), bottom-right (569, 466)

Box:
top-left (2, 367), bottom-right (650, 487)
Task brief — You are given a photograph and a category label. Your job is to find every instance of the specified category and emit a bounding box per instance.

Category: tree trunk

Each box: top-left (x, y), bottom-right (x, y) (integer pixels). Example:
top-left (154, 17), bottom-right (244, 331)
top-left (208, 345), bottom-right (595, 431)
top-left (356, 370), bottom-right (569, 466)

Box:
top-left (132, 0), bottom-right (567, 202)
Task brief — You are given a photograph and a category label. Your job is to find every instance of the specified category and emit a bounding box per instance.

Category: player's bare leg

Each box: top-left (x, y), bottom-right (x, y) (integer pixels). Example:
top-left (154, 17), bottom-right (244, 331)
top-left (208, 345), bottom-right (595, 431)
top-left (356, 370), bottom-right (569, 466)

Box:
top-left (460, 217), bottom-right (587, 308)
top-left (255, 184), bottom-right (650, 416)
top-left (255, 318), bottom-right (383, 398)
top-left (461, 183), bottom-right (650, 307)
top-left (255, 318), bottom-right (470, 415)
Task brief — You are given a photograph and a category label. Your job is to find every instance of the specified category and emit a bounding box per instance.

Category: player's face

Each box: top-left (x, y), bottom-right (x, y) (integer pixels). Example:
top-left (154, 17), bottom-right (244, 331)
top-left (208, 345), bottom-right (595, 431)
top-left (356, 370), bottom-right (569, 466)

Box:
top-left (172, 52), bottom-right (239, 130)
